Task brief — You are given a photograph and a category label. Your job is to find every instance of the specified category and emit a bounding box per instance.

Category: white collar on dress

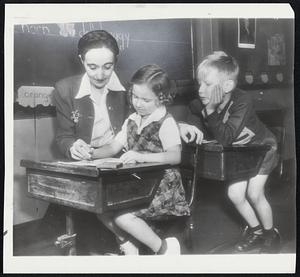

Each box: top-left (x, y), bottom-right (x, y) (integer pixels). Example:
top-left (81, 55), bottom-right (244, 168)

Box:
top-left (128, 106), bottom-right (167, 132)
top-left (75, 71), bottom-right (125, 99)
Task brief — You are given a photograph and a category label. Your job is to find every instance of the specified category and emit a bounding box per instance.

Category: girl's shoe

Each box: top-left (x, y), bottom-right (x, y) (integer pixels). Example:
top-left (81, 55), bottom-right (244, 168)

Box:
top-left (161, 237), bottom-right (181, 255)
top-left (119, 240), bottom-right (139, 255)
top-left (259, 228), bottom-right (281, 254)
top-left (234, 226), bottom-right (265, 253)
top-left (105, 240), bottom-right (139, 256)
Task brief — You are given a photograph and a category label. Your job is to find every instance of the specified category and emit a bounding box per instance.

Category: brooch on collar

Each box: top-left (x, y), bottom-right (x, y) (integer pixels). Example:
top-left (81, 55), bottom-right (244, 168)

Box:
top-left (71, 109), bottom-right (81, 124)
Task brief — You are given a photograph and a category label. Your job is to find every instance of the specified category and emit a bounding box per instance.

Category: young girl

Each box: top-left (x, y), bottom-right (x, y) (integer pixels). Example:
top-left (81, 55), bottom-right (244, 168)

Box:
top-left (91, 64), bottom-right (190, 255)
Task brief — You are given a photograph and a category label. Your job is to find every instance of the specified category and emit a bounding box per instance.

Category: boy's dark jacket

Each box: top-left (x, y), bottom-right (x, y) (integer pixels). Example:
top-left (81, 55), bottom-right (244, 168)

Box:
top-left (189, 88), bottom-right (277, 147)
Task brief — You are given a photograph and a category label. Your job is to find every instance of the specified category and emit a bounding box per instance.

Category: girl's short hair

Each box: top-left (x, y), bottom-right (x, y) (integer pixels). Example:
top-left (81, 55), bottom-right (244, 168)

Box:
top-left (197, 51), bottom-right (240, 83)
top-left (130, 64), bottom-right (176, 105)
top-left (78, 30), bottom-right (119, 60)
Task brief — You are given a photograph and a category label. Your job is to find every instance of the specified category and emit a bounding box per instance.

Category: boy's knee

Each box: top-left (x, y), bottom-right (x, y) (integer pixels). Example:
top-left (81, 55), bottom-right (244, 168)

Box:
top-left (227, 186), bottom-right (245, 204)
top-left (247, 188), bottom-right (263, 204)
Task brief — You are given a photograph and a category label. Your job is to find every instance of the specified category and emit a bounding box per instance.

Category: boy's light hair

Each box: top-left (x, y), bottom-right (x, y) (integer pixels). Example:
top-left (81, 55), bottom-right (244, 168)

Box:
top-left (197, 51), bottom-right (240, 83)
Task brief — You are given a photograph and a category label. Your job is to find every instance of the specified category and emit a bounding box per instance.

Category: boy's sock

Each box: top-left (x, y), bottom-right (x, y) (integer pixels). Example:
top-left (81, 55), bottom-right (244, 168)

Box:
top-left (263, 227), bottom-right (275, 236)
top-left (248, 225), bottom-right (263, 235)
top-left (263, 227), bottom-right (281, 240)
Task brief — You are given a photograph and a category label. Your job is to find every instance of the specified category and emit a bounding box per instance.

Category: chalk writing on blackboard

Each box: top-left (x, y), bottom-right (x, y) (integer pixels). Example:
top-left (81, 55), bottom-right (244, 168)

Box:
top-left (14, 23), bottom-right (130, 51)
top-left (17, 24), bottom-right (51, 35)
top-left (111, 32), bottom-right (130, 51)
top-left (57, 23), bottom-right (76, 37)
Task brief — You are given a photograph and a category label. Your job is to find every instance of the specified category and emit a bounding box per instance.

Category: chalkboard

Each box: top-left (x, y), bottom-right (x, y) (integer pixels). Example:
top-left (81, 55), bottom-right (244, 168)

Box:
top-left (14, 19), bottom-right (194, 118)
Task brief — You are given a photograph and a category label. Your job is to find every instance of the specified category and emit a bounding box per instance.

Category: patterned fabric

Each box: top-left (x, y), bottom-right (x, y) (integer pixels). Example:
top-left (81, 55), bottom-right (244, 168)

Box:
top-left (127, 113), bottom-right (190, 219)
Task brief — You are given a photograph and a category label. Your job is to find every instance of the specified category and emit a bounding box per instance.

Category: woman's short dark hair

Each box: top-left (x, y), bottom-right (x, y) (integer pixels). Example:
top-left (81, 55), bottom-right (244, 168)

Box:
top-left (78, 30), bottom-right (119, 60)
top-left (130, 64), bottom-right (176, 106)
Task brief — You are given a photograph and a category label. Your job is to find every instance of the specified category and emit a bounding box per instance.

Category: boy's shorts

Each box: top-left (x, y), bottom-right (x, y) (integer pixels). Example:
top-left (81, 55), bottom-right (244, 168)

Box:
top-left (258, 137), bottom-right (279, 175)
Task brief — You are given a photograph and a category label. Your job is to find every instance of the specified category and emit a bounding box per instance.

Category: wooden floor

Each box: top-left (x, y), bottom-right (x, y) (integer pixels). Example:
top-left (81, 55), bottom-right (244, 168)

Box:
top-left (13, 160), bottom-right (296, 256)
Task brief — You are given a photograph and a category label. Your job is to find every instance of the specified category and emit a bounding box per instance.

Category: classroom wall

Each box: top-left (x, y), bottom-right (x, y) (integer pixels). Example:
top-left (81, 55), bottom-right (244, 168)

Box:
top-left (14, 117), bottom-right (59, 225)
top-left (192, 18), bottom-right (220, 65)
top-left (251, 87), bottom-right (295, 160)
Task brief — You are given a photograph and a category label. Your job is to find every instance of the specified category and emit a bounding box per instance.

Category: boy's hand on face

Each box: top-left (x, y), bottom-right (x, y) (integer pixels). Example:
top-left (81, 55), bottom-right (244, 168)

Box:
top-left (206, 84), bottom-right (224, 113)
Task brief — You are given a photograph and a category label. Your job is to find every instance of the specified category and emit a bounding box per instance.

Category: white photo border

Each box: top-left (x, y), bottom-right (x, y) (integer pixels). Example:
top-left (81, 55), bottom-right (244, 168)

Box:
top-left (4, 3), bottom-right (295, 274)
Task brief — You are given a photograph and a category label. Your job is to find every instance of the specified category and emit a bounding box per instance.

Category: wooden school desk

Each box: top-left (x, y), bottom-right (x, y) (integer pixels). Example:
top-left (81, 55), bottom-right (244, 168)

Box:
top-left (20, 160), bottom-right (171, 255)
top-left (21, 143), bottom-right (269, 255)
top-left (183, 142), bottom-right (271, 181)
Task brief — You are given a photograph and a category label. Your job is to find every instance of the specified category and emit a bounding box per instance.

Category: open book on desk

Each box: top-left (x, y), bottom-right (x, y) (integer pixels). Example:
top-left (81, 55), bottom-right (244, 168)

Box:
top-left (57, 158), bottom-right (123, 169)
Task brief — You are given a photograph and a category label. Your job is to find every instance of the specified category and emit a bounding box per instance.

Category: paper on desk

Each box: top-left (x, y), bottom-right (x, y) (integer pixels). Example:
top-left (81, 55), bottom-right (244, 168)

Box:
top-left (202, 139), bottom-right (218, 144)
top-left (57, 158), bottom-right (123, 168)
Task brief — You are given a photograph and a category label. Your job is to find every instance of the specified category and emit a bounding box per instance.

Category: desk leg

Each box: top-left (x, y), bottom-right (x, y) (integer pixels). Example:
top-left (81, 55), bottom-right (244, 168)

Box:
top-left (65, 209), bottom-right (77, 256)
top-left (55, 209), bottom-right (77, 255)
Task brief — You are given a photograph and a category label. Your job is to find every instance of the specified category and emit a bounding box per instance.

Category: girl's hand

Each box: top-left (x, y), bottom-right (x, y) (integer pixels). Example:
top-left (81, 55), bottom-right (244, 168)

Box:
top-left (120, 151), bottom-right (144, 164)
top-left (70, 139), bottom-right (93, 160)
top-left (206, 84), bottom-right (224, 111)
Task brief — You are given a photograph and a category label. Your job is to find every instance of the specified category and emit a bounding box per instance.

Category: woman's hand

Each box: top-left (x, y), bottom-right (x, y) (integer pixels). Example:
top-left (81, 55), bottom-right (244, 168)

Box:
top-left (70, 139), bottom-right (93, 160)
top-left (120, 150), bottom-right (144, 164)
top-left (178, 123), bottom-right (204, 144)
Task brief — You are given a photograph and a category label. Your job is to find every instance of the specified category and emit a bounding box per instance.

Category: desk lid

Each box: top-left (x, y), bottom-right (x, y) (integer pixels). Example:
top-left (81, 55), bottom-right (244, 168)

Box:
top-left (20, 159), bottom-right (172, 177)
top-left (183, 142), bottom-right (271, 153)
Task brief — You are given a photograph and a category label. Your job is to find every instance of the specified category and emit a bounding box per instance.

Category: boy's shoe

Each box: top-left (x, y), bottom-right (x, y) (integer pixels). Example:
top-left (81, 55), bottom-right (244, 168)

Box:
top-left (234, 226), bottom-right (265, 253)
top-left (119, 240), bottom-right (139, 255)
top-left (162, 237), bottom-right (181, 255)
top-left (259, 228), bottom-right (281, 254)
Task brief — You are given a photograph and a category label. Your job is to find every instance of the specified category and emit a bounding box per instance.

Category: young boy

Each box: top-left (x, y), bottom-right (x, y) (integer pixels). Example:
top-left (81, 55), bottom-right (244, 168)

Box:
top-left (194, 51), bottom-right (281, 253)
